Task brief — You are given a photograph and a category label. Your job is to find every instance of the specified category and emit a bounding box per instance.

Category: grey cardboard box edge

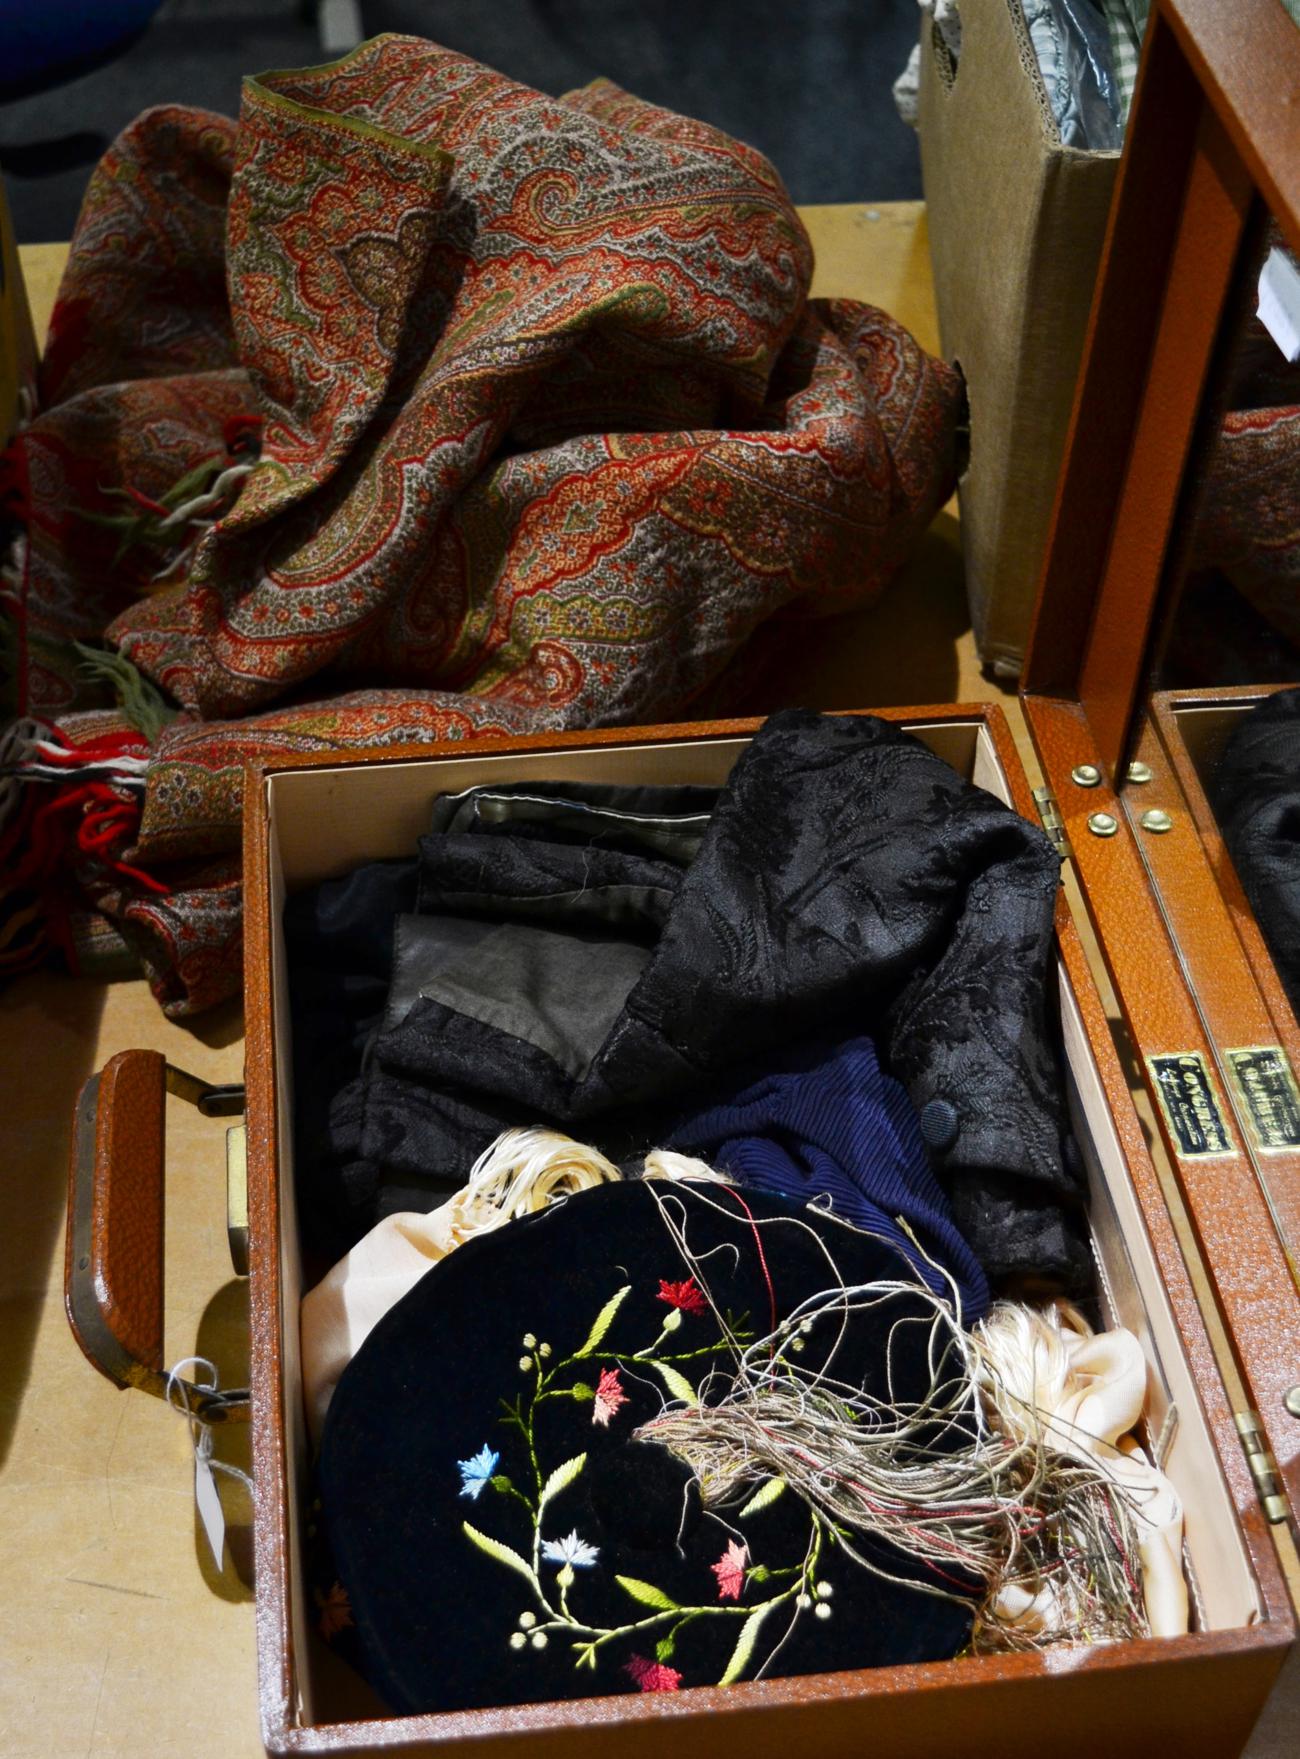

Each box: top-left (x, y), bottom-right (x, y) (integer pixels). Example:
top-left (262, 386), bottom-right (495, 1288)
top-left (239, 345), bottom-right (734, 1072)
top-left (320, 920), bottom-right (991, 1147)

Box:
top-left (918, 0), bottom-right (1120, 676)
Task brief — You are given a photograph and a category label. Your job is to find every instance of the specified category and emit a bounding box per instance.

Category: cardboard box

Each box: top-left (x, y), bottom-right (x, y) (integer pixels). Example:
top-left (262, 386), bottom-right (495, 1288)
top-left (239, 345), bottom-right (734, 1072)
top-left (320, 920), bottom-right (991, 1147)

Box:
top-left (918, 0), bottom-right (1120, 676)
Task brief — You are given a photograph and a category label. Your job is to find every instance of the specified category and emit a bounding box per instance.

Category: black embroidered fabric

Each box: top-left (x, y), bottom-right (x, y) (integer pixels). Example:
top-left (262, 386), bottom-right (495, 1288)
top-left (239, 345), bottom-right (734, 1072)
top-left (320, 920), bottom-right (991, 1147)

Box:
top-left (289, 712), bottom-right (1088, 1291)
top-left (1211, 685), bottom-right (1300, 1016)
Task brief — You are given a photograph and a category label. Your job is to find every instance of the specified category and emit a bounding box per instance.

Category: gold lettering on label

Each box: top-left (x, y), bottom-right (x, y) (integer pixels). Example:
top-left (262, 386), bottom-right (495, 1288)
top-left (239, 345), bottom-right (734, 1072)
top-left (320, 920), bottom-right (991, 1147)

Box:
top-left (1226, 1047), bottom-right (1300, 1153)
top-left (1146, 1052), bottom-right (1234, 1157)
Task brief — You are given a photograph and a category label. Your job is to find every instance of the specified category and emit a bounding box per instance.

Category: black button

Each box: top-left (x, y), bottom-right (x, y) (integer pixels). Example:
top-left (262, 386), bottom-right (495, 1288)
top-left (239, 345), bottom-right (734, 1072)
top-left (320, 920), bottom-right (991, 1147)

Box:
top-left (920, 1099), bottom-right (959, 1152)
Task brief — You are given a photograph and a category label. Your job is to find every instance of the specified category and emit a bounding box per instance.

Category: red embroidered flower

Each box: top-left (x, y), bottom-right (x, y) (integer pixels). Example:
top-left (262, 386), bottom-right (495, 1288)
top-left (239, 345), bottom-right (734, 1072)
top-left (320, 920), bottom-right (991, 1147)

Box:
top-left (657, 1277), bottom-right (707, 1316)
top-left (592, 1365), bottom-right (629, 1428)
top-left (624, 1654), bottom-right (683, 1692)
top-left (710, 1540), bottom-right (748, 1601)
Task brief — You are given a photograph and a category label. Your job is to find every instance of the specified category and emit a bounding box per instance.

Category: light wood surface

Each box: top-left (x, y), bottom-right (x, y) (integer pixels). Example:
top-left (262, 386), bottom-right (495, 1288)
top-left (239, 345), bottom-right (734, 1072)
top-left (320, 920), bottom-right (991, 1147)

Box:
top-left (14, 241), bottom-right (64, 352)
top-left (5, 208), bottom-right (1294, 1758)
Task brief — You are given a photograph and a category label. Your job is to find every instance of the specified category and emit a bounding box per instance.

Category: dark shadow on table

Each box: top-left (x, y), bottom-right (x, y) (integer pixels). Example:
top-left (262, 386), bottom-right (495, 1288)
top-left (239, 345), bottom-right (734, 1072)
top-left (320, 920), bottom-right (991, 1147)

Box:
top-left (0, 969), bottom-right (106, 1467)
top-left (736, 510), bottom-right (974, 716)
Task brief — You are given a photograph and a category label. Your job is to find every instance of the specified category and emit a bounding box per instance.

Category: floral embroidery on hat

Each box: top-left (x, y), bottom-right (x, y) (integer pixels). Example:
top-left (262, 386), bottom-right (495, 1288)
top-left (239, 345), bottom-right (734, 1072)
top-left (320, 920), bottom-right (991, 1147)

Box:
top-left (592, 1365), bottom-right (629, 1428)
top-left (657, 1277), bottom-right (708, 1316)
top-left (711, 1540), bottom-right (749, 1601)
top-left (624, 1653), bottom-right (683, 1692)
top-left (457, 1443), bottom-right (500, 1499)
top-left (460, 1271), bottom-right (829, 1690)
top-left (542, 1530), bottom-right (600, 1569)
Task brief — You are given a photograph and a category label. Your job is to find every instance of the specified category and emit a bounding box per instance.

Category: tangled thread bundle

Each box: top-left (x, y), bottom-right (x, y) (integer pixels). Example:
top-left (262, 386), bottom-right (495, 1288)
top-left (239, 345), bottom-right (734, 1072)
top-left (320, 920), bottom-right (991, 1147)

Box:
top-left (634, 1189), bottom-right (1182, 1652)
top-left (428, 1127), bottom-right (728, 1257)
top-left (301, 1128), bottom-right (728, 1435)
top-left (972, 1299), bottom-right (1186, 1637)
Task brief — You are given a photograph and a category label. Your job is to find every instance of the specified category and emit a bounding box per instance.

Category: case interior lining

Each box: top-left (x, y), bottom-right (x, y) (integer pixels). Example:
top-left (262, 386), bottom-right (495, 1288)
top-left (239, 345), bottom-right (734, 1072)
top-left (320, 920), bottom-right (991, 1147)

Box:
top-left (262, 719), bottom-right (1263, 1732)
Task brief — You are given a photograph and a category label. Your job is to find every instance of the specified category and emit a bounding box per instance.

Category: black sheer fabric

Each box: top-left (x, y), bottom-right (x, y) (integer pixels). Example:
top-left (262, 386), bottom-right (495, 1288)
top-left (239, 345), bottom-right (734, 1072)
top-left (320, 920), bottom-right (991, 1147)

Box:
top-left (285, 856), bottom-right (417, 1259)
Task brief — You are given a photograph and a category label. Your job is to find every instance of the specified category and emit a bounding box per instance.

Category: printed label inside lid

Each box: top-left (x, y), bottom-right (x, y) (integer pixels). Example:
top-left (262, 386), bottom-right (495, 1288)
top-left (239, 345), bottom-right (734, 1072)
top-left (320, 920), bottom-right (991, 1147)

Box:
top-left (1226, 1046), bottom-right (1300, 1152)
top-left (1147, 1053), bottom-right (1234, 1157)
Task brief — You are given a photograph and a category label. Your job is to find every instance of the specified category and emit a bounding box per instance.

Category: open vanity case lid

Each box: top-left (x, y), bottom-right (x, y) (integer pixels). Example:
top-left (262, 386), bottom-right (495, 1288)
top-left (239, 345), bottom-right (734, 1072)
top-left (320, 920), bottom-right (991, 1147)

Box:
top-left (1018, 0), bottom-right (1300, 1524)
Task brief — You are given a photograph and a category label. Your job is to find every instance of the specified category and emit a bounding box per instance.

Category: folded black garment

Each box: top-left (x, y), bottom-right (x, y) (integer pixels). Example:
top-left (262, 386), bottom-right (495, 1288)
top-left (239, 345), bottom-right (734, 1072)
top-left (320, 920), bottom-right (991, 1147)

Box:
top-left (314, 1181), bottom-right (976, 1714)
top-left (1211, 686), bottom-right (1300, 1016)
top-left (425, 778), bottom-right (717, 867)
top-left (353, 710), bottom-right (1087, 1291)
top-left (288, 782), bottom-right (714, 1257)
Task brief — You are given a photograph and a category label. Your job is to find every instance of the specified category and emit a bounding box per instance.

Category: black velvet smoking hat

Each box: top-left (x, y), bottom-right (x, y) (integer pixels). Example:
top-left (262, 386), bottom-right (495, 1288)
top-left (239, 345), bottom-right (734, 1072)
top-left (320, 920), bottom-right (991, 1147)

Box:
top-left (316, 1182), bottom-right (975, 1715)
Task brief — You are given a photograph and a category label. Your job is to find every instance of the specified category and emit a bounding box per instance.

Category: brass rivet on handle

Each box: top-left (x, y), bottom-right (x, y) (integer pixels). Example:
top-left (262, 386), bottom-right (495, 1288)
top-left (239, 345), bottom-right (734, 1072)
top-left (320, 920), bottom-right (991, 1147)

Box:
top-left (1285, 1385), bottom-right (1300, 1420)
top-left (1087, 812), bottom-right (1119, 838)
top-left (1140, 809), bottom-right (1174, 834)
top-left (1126, 761), bottom-right (1154, 784)
top-left (1071, 764), bottom-right (1103, 787)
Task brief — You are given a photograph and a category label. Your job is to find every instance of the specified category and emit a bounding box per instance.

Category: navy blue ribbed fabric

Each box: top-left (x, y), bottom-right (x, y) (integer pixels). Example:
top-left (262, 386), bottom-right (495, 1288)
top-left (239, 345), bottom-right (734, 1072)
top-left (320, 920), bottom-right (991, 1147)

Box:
top-left (666, 1037), bottom-right (991, 1323)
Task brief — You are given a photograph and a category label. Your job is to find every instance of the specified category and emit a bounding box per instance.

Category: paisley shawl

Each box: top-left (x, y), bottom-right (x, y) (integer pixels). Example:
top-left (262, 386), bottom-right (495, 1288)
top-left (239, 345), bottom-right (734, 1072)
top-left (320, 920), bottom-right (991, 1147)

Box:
top-left (6, 35), bottom-right (962, 1013)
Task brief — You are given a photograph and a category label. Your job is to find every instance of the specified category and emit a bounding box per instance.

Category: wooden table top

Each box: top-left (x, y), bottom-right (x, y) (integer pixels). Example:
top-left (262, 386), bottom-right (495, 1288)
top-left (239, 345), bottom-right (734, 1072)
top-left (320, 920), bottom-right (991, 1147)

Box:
top-left (5, 207), bottom-right (1294, 1758)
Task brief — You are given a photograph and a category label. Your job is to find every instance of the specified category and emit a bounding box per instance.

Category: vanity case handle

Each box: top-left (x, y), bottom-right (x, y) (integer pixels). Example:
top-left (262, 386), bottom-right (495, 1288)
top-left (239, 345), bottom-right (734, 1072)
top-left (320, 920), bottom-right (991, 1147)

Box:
top-left (64, 1048), bottom-right (248, 1422)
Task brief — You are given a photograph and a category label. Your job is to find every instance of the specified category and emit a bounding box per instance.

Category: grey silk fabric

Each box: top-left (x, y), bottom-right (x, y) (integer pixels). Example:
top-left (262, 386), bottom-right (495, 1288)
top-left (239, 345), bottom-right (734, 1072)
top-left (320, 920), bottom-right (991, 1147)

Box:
top-left (388, 914), bottom-right (654, 1079)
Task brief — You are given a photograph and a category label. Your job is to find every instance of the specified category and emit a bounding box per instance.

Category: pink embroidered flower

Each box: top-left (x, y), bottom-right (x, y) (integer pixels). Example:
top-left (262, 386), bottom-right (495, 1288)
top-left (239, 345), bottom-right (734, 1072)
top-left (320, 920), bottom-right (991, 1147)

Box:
top-left (592, 1365), bottom-right (629, 1427)
top-left (710, 1540), bottom-right (748, 1601)
top-left (624, 1654), bottom-right (683, 1692)
top-left (657, 1277), bottom-right (707, 1316)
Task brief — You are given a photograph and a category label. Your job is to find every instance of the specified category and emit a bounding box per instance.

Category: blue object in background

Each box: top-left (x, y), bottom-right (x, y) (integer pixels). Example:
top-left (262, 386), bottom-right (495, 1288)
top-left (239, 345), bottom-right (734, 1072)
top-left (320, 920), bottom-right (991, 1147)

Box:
top-left (0, 1), bottom-right (166, 100)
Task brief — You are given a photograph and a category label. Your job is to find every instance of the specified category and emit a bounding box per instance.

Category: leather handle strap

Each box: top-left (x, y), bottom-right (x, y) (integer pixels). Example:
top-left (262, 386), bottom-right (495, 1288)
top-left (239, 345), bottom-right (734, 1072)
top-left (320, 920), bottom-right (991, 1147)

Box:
top-left (64, 1049), bottom-right (248, 1423)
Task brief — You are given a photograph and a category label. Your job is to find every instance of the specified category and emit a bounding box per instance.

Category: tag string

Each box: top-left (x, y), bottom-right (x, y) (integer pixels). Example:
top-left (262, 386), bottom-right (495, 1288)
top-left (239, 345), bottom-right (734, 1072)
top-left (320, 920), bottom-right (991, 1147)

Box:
top-left (165, 1355), bottom-right (254, 1495)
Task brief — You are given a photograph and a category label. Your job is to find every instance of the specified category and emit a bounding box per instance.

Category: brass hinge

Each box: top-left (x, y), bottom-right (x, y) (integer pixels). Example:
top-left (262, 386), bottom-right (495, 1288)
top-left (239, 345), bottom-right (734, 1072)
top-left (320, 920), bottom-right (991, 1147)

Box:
top-left (1033, 786), bottom-right (1071, 859)
top-left (1235, 1411), bottom-right (1290, 1523)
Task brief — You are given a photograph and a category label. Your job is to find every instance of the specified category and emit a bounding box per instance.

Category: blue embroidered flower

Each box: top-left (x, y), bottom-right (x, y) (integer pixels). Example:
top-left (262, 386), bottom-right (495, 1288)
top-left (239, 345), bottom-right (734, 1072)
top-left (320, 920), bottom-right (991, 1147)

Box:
top-left (457, 1444), bottom-right (500, 1500)
top-left (541, 1529), bottom-right (600, 1568)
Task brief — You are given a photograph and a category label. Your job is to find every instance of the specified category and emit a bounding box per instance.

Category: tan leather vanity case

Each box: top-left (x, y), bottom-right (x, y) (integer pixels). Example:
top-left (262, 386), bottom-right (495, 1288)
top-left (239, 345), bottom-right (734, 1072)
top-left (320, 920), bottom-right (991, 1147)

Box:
top-left (60, 3), bottom-right (1300, 1755)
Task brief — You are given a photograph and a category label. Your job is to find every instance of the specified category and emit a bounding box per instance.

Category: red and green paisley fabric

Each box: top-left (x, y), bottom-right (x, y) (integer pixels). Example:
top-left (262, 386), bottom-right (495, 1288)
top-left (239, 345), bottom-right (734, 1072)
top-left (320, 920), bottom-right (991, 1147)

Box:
top-left (10, 35), bottom-right (962, 1014)
top-left (1192, 404), bottom-right (1300, 641)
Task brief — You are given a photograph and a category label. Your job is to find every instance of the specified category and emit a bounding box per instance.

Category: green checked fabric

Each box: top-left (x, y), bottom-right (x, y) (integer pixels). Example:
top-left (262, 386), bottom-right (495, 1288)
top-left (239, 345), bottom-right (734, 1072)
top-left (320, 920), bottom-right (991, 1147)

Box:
top-left (1101, 0), bottom-right (1148, 127)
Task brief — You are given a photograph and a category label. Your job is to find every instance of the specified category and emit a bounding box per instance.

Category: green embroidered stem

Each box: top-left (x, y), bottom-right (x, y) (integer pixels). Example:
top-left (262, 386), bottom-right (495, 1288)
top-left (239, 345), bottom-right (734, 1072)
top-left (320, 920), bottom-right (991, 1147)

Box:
top-left (631, 1319), bottom-right (675, 1359)
top-left (559, 1582), bottom-right (806, 1664)
top-left (490, 1475), bottom-right (535, 1517)
top-left (526, 1354), bottom-right (545, 1498)
top-left (481, 1293), bottom-right (825, 1686)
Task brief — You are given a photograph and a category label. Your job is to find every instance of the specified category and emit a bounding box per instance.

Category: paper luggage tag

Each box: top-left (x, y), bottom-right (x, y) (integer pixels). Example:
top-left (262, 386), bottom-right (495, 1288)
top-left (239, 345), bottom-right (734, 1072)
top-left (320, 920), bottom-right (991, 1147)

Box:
top-left (166, 1356), bottom-right (251, 1572)
top-left (194, 1450), bottom-right (227, 1571)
